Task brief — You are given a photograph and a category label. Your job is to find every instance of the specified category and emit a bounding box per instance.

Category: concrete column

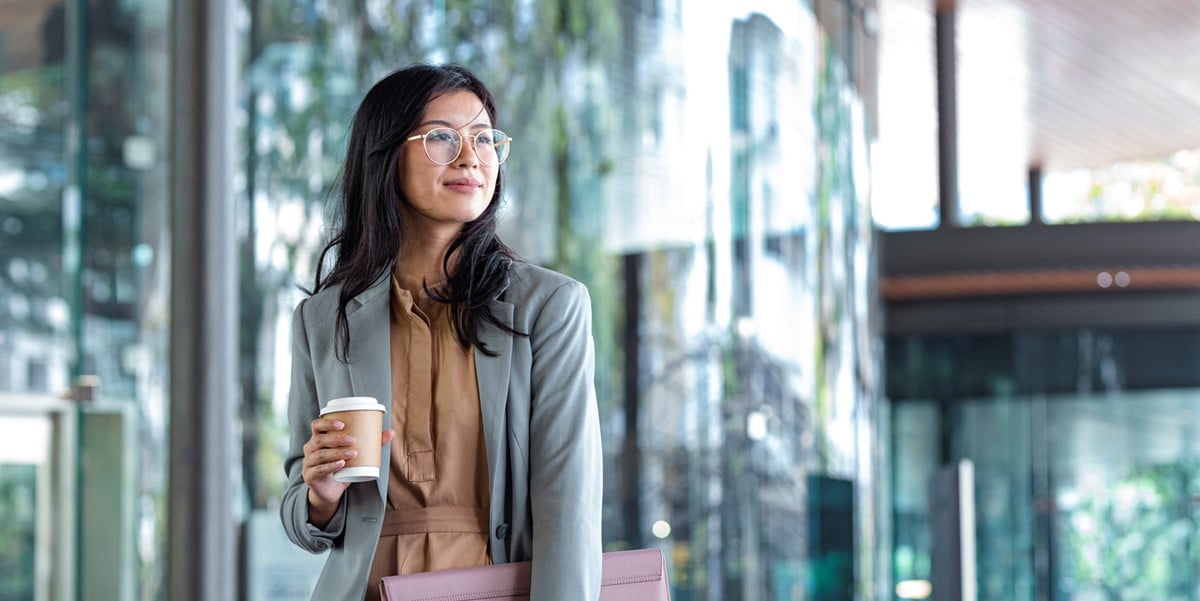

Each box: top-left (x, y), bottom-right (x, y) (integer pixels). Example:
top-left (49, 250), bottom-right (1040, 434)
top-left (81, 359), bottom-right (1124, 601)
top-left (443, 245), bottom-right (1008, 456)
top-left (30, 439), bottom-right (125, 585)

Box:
top-left (166, 0), bottom-right (238, 599)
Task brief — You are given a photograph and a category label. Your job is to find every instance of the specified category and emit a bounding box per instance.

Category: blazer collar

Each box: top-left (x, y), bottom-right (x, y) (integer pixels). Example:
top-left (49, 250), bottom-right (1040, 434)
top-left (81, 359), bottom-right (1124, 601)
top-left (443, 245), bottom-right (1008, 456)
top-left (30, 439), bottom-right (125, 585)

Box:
top-left (346, 274), bottom-right (391, 314)
top-left (344, 274), bottom-right (393, 500)
top-left (344, 273), bottom-right (392, 403)
top-left (475, 297), bottom-right (513, 521)
top-left (475, 262), bottom-right (515, 448)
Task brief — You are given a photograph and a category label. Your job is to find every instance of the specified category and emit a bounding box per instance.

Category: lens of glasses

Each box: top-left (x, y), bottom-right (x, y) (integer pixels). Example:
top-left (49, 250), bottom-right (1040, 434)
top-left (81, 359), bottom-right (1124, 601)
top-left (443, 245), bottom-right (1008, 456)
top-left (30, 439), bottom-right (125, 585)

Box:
top-left (472, 129), bottom-right (511, 166)
top-left (421, 128), bottom-right (510, 166)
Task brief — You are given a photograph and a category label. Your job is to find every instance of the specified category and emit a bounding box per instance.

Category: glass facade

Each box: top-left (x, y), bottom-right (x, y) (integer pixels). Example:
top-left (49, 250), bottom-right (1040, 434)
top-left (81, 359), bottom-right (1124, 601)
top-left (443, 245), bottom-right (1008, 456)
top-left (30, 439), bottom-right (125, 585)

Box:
top-left (235, 2), bottom-right (881, 600)
top-left (5, 1), bottom-right (1198, 601)
top-left (0, 1), bottom-right (883, 600)
top-left (889, 329), bottom-right (1200, 600)
top-left (0, 1), bottom-right (171, 600)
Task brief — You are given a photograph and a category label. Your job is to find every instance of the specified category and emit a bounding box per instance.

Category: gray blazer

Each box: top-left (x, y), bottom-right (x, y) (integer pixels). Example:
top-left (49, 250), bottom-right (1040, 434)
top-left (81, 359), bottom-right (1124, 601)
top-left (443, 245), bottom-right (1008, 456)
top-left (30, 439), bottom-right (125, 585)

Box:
top-left (280, 262), bottom-right (603, 601)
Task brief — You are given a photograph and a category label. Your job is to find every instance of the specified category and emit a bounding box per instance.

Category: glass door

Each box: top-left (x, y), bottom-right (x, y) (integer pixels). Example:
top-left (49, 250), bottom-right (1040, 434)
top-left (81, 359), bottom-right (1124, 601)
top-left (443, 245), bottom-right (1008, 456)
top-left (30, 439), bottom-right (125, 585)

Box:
top-left (1047, 390), bottom-right (1200, 600)
top-left (950, 390), bottom-right (1200, 600)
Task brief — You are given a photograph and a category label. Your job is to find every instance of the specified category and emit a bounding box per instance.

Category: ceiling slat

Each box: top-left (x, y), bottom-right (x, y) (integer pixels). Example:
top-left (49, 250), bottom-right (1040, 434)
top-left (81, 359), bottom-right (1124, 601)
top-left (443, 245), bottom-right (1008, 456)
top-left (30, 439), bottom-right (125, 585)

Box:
top-left (886, 0), bottom-right (1200, 172)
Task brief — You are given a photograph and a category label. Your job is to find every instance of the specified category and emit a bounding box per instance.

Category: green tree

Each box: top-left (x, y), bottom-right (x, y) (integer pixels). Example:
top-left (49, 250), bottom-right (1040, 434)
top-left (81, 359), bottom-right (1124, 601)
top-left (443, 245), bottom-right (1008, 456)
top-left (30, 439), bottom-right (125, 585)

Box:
top-left (1062, 462), bottom-right (1200, 599)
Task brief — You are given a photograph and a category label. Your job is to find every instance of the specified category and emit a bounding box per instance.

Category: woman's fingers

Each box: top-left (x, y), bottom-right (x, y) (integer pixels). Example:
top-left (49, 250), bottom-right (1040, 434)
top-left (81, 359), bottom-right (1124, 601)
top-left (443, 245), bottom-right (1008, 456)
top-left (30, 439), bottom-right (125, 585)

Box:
top-left (304, 419), bottom-right (352, 453)
top-left (312, 458), bottom-right (345, 475)
top-left (304, 446), bottom-right (357, 468)
top-left (303, 432), bottom-right (355, 452)
top-left (310, 417), bottom-right (344, 436)
top-left (380, 429), bottom-right (396, 446)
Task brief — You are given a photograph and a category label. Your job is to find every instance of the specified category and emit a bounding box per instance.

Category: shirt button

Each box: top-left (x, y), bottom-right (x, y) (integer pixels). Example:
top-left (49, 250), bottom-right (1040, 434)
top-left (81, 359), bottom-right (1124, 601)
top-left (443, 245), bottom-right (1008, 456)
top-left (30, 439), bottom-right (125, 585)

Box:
top-left (495, 523), bottom-right (511, 540)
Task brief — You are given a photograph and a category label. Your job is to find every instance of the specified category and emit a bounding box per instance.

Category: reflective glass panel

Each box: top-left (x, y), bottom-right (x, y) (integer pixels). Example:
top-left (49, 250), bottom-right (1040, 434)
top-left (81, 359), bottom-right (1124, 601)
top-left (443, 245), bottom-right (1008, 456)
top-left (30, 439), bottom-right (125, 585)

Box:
top-left (890, 329), bottom-right (1200, 600)
top-left (239, 3), bottom-right (882, 600)
top-left (0, 0), bottom-right (171, 597)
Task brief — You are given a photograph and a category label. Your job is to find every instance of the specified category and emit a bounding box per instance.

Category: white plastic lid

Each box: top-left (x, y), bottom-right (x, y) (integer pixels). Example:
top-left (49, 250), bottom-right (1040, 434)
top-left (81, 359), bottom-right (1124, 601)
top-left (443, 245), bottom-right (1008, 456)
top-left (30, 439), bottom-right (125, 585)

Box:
top-left (320, 396), bottom-right (386, 415)
top-left (333, 466), bottom-right (380, 483)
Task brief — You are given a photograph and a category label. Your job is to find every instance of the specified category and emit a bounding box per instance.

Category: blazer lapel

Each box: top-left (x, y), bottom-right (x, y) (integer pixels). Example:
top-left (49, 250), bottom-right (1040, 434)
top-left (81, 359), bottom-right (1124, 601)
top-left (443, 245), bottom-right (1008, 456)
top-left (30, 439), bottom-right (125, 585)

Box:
top-left (345, 276), bottom-right (392, 501)
top-left (475, 298), bottom-right (513, 508)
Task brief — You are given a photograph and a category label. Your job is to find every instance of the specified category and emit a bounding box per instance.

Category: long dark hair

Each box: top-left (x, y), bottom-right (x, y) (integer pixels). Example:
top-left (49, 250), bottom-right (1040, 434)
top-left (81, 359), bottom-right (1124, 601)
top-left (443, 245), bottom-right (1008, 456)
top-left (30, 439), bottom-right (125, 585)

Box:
top-left (310, 64), bottom-right (521, 359)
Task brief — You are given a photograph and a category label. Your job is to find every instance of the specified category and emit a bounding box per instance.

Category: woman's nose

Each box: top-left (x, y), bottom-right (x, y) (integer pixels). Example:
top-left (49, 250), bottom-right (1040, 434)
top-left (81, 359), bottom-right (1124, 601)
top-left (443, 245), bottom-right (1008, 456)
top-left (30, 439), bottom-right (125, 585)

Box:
top-left (455, 137), bottom-right (480, 167)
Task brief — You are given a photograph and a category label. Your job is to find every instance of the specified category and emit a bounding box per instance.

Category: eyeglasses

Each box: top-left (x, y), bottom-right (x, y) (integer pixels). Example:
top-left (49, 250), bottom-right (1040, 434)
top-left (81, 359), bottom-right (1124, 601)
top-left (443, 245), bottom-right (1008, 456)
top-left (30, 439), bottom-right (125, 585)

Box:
top-left (405, 127), bottom-right (512, 166)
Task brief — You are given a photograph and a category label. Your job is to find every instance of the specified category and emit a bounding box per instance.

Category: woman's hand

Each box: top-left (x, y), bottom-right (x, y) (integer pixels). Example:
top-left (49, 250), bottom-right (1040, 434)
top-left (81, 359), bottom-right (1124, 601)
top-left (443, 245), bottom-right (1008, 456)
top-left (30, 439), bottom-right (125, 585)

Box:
top-left (302, 417), bottom-right (395, 527)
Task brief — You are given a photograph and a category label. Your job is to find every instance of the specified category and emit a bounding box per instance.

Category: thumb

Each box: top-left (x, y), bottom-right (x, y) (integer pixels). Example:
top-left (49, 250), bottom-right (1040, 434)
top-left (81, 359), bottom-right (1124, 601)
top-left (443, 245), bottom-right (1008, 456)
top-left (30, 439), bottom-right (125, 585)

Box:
top-left (380, 429), bottom-right (397, 446)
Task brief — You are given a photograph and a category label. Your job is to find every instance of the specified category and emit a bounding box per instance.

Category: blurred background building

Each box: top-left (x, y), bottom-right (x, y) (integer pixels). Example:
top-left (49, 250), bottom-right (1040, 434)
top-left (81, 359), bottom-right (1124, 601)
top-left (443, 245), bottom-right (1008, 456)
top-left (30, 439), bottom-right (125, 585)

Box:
top-left (0, 0), bottom-right (1197, 600)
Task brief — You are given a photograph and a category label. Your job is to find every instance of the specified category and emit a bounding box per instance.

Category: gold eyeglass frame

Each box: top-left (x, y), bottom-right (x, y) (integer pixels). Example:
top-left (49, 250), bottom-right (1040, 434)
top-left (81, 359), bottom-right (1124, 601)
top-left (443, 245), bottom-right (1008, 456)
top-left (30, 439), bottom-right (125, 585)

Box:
top-left (405, 127), bottom-right (513, 166)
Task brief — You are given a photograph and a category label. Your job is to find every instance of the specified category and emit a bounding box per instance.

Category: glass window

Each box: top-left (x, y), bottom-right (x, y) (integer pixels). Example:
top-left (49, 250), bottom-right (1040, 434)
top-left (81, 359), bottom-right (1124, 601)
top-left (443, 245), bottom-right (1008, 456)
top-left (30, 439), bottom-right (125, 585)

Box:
top-left (0, 3), bottom-right (74, 596)
top-left (1, 0), bottom-right (69, 396)
top-left (238, 2), bottom-right (882, 600)
top-left (890, 329), bottom-right (1200, 600)
top-left (0, 0), bottom-right (171, 597)
top-left (891, 400), bottom-right (938, 595)
top-left (1, 1), bottom-right (886, 598)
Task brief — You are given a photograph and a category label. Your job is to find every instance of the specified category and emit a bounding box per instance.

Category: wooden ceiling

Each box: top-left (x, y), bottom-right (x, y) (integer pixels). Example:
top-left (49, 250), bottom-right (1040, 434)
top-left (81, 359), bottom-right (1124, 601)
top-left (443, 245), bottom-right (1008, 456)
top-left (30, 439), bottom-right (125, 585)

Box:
top-left (882, 0), bottom-right (1200, 172)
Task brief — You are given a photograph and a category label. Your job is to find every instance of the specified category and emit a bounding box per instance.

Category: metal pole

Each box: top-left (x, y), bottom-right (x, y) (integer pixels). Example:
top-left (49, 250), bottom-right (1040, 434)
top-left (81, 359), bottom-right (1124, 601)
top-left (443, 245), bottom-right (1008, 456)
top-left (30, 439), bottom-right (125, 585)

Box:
top-left (621, 253), bottom-right (643, 548)
top-left (1028, 166), bottom-right (1044, 226)
top-left (166, 0), bottom-right (238, 599)
top-left (936, 2), bottom-right (959, 228)
top-left (64, 1), bottom-right (87, 597)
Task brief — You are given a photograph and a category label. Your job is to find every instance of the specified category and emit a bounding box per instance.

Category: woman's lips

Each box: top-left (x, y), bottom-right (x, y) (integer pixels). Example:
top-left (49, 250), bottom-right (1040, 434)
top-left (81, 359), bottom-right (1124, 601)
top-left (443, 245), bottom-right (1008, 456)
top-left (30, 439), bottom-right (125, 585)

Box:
top-left (444, 177), bottom-right (482, 193)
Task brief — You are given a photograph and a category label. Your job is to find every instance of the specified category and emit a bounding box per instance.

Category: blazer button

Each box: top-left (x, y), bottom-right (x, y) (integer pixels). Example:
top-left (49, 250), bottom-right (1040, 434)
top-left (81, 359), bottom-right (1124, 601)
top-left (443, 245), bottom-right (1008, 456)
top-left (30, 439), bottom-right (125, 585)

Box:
top-left (495, 523), bottom-right (511, 540)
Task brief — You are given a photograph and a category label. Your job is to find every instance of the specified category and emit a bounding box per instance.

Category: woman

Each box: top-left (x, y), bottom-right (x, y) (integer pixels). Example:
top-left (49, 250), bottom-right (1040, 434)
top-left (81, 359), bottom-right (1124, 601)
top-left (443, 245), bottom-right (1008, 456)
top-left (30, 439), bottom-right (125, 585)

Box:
top-left (280, 64), bottom-right (602, 601)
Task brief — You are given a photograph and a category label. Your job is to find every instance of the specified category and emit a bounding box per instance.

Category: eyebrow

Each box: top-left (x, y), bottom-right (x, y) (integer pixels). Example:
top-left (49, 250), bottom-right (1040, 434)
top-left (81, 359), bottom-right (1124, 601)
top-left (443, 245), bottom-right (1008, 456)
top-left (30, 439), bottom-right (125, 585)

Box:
top-left (417, 119), bottom-right (492, 131)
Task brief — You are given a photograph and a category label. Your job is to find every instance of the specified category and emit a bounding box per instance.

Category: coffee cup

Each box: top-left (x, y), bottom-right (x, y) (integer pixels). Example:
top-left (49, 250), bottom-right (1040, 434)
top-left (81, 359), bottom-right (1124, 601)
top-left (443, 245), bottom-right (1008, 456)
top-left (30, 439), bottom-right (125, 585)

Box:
top-left (319, 396), bottom-right (387, 482)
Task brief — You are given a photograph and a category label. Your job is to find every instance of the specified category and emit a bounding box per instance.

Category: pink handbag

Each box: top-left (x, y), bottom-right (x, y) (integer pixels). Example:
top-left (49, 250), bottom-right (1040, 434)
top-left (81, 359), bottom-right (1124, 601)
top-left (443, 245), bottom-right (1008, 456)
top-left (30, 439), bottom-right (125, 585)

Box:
top-left (378, 548), bottom-right (671, 600)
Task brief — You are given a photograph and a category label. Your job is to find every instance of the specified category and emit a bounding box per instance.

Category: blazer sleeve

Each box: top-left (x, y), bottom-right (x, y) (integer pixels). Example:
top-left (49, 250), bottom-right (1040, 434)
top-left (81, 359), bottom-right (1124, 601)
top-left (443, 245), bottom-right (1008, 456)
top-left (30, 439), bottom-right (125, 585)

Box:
top-left (280, 297), bottom-right (347, 553)
top-left (527, 280), bottom-right (604, 600)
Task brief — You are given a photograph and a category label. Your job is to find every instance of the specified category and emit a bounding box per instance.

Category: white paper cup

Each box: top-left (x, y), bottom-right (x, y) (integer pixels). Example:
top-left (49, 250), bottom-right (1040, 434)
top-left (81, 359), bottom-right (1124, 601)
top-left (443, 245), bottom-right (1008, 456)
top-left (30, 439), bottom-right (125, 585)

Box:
top-left (320, 396), bottom-right (387, 483)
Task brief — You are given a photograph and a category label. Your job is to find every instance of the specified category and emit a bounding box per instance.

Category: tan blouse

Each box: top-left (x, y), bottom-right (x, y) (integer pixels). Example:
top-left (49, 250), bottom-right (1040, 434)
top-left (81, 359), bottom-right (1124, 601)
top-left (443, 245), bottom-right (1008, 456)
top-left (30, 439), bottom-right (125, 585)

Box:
top-left (364, 276), bottom-right (491, 601)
